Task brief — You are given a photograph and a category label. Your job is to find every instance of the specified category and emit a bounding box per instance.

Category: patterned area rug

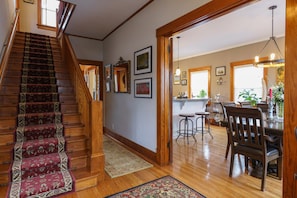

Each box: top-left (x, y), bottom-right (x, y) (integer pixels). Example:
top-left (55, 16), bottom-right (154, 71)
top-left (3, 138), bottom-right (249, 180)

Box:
top-left (105, 175), bottom-right (206, 198)
top-left (103, 136), bottom-right (153, 178)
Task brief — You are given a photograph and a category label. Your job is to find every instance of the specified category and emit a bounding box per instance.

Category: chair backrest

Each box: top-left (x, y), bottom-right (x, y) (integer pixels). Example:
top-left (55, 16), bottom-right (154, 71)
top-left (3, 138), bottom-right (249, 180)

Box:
top-left (221, 101), bottom-right (236, 120)
top-left (225, 106), bottom-right (266, 152)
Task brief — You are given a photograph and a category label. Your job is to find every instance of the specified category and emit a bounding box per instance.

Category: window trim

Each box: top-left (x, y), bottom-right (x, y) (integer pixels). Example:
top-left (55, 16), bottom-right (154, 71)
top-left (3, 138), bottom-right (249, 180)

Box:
top-left (230, 59), bottom-right (268, 101)
top-left (37, 0), bottom-right (57, 31)
top-left (188, 66), bottom-right (211, 98)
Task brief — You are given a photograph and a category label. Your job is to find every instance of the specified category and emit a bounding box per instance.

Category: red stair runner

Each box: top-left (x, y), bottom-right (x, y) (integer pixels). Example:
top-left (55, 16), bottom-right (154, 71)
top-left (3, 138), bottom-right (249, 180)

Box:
top-left (6, 33), bottom-right (74, 198)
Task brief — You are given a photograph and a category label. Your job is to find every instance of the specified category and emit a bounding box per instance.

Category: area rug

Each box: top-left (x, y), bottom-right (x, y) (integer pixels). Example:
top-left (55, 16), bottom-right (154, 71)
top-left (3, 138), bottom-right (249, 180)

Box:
top-left (103, 136), bottom-right (153, 178)
top-left (105, 175), bottom-right (206, 198)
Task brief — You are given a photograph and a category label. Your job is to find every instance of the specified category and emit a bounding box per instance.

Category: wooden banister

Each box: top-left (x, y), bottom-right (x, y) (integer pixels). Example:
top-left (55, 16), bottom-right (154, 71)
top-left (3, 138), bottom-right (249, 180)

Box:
top-left (60, 34), bottom-right (104, 180)
top-left (0, 9), bottom-right (20, 87)
top-left (56, 1), bottom-right (75, 39)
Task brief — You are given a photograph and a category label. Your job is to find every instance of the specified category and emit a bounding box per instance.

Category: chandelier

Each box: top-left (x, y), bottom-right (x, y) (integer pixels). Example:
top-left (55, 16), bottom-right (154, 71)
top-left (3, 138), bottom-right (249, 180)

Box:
top-left (254, 5), bottom-right (284, 67)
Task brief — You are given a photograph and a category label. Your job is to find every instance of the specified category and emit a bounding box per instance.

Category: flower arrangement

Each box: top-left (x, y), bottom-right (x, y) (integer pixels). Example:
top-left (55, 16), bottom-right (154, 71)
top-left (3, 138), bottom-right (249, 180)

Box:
top-left (272, 82), bottom-right (284, 103)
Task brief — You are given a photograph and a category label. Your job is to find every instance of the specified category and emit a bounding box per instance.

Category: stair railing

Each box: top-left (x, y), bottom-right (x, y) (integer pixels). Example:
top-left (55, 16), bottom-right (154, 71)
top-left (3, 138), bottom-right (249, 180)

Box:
top-left (0, 9), bottom-right (20, 87)
top-left (56, 1), bottom-right (75, 39)
top-left (60, 34), bottom-right (105, 180)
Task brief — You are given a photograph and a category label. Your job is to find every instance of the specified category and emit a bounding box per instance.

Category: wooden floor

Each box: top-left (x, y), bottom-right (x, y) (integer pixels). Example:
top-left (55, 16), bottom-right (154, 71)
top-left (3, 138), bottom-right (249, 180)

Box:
top-left (0, 126), bottom-right (282, 197)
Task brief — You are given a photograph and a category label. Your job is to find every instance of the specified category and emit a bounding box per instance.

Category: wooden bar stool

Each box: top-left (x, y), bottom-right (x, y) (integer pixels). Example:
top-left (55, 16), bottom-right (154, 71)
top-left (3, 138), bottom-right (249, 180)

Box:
top-left (195, 112), bottom-right (213, 140)
top-left (176, 113), bottom-right (196, 144)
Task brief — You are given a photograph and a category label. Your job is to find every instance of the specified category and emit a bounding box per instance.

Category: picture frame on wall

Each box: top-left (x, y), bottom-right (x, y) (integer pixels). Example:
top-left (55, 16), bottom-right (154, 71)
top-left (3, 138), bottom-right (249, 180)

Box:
top-left (181, 79), bottom-right (187, 86)
top-left (181, 71), bottom-right (187, 79)
top-left (174, 75), bottom-right (180, 85)
top-left (105, 64), bottom-right (112, 80)
top-left (134, 78), bottom-right (152, 98)
top-left (215, 66), bottom-right (226, 76)
top-left (134, 46), bottom-right (152, 75)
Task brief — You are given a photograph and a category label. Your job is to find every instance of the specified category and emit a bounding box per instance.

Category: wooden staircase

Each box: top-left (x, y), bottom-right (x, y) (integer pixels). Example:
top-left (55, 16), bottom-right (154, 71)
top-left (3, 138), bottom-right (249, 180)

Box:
top-left (0, 32), bottom-right (102, 192)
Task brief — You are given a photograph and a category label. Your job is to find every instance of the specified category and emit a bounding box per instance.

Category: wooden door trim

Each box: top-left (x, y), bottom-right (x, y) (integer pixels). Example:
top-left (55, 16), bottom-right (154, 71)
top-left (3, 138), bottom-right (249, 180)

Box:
top-left (156, 0), bottom-right (258, 166)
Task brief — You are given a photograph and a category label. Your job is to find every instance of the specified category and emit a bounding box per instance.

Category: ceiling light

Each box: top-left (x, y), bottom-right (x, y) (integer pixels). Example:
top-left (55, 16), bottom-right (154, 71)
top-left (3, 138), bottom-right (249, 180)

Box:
top-left (175, 36), bottom-right (181, 76)
top-left (254, 5), bottom-right (284, 68)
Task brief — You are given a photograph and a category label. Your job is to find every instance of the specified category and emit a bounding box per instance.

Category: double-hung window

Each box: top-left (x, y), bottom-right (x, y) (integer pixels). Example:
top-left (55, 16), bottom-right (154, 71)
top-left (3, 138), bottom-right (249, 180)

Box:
top-left (37, 0), bottom-right (60, 31)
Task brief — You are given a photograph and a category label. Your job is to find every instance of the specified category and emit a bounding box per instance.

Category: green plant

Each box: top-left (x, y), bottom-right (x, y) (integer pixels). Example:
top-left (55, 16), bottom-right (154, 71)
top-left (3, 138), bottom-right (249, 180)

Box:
top-left (199, 89), bottom-right (207, 98)
top-left (238, 89), bottom-right (259, 106)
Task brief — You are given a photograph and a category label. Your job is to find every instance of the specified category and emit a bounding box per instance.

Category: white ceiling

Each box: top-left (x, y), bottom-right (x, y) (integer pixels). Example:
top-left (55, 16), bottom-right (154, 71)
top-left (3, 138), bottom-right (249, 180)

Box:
top-left (63, 0), bottom-right (286, 60)
top-left (64, 0), bottom-right (152, 39)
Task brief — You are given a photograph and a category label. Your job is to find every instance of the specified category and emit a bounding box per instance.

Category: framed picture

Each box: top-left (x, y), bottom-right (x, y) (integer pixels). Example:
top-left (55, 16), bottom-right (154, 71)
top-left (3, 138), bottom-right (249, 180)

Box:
top-left (134, 46), bottom-right (152, 75)
top-left (181, 79), bottom-right (187, 86)
top-left (134, 78), bottom-right (152, 98)
top-left (105, 81), bottom-right (111, 92)
top-left (174, 75), bottom-right (180, 85)
top-left (105, 64), bottom-right (112, 80)
top-left (181, 71), bottom-right (187, 79)
top-left (215, 66), bottom-right (226, 76)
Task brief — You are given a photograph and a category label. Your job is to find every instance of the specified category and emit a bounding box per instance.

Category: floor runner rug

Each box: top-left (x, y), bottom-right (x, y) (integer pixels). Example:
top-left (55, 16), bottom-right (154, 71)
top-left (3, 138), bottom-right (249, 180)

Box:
top-left (105, 175), bottom-right (206, 198)
top-left (103, 136), bottom-right (153, 178)
top-left (6, 32), bottom-right (74, 198)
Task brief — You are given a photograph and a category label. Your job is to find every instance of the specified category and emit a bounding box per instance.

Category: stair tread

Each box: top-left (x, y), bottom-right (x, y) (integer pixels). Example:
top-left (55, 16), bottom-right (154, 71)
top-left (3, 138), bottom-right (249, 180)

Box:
top-left (0, 164), bottom-right (10, 174)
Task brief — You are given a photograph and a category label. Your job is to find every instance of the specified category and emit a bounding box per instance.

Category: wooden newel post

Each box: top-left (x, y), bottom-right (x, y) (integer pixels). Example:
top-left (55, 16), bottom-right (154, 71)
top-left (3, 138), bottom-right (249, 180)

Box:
top-left (90, 100), bottom-right (105, 181)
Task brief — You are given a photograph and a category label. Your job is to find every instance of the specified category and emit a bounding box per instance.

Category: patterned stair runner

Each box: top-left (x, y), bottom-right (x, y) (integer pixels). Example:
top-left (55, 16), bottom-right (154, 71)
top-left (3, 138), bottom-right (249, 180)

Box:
top-left (6, 33), bottom-right (74, 198)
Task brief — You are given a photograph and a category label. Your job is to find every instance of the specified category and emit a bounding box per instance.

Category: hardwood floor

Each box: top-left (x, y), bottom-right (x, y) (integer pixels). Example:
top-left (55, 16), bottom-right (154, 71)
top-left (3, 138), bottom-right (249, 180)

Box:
top-left (0, 126), bottom-right (282, 197)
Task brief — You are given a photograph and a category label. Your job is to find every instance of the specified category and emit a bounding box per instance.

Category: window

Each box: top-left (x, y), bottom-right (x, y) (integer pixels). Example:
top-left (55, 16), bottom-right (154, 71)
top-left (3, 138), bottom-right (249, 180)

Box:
top-left (231, 60), bottom-right (267, 102)
top-left (189, 66), bottom-right (211, 98)
top-left (37, 0), bottom-right (60, 31)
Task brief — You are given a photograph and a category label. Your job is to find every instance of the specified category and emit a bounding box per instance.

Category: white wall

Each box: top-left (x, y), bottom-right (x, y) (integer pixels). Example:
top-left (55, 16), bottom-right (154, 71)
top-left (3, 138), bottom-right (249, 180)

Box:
top-left (173, 37), bottom-right (285, 101)
top-left (19, 0), bottom-right (55, 37)
top-left (103, 0), bottom-right (211, 152)
top-left (68, 36), bottom-right (103, 61)
top-left (0, 0), bottom-right (16, 63)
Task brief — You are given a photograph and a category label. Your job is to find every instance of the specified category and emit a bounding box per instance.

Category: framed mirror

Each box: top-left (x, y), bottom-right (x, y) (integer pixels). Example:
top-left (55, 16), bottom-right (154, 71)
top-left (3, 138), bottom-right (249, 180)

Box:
top-left (113, 57), bottom-right (131, 93)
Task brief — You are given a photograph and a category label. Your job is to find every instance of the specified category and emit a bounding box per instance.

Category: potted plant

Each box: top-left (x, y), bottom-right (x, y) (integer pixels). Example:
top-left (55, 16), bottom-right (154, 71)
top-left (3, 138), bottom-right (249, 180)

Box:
top-left (238, 89), bottom-right (260, 106)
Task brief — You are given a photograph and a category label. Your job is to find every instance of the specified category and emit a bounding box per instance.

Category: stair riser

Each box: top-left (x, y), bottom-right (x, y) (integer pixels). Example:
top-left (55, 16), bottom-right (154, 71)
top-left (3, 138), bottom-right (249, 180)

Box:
top-left (64, 127), bottom-right (84, 137)
top-left (67, 140), bottom-right (87, 152)
top-left (0, 119), bottom-right (16, 130)
top-left (61, 104), bottom-right (78, 114)
top-left (0, 86), bottom-right (74, 95)
top-left (0, 174), bottom-right (9, 186)
top-left (0, 134), bottom-right (14, 146)
top-left (63, 114), bottom-right (81, 124)
top-left (70, 157), bottom-right (88, 170)
top-left (0, 107), bottom-right (17, 117)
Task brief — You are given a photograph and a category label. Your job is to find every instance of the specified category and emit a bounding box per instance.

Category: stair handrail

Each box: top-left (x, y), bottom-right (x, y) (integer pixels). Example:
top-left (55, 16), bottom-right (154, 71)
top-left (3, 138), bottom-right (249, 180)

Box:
top-left (56, 1), bottom-right (75, 39)
top-left (60, 34), bottom-right (105, 179)
top-left (0, 9), bottom-right (20, 87)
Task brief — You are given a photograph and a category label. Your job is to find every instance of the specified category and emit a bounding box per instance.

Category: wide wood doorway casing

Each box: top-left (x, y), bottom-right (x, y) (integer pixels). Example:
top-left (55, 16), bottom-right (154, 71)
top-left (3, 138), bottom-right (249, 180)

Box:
top-left (156, 0), bottom-right (297, 197)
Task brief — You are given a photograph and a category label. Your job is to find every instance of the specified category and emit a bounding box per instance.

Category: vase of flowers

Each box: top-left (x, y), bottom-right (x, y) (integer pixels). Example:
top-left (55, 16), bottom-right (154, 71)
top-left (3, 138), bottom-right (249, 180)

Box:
top-left (272, 82), bottom-right (284, 120)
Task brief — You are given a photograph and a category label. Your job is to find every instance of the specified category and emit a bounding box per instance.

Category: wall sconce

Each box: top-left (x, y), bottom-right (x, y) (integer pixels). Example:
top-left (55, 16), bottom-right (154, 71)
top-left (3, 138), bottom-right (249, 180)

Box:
top-left (216, 77), bottom-right (223, 85)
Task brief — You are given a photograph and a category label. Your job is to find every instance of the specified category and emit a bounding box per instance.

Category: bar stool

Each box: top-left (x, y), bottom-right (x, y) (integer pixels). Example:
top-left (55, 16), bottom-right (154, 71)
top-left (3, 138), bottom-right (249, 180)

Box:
top-left (195, 112), bottom-right (213, 140)
top-left (176, 113), bottom-right (197, 144)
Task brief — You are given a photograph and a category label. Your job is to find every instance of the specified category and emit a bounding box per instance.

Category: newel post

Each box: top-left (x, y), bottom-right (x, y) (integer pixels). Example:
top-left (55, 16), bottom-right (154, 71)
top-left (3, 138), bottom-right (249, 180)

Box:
top-left (90, 100), bottom-right (105, 181)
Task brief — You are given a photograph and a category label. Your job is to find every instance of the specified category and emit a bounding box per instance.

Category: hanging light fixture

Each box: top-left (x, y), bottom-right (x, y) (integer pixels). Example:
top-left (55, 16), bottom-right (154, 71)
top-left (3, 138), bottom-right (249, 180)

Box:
top-left (175, 36), bottom-right (181, 75)
top-left (254, 5), bottom-right (284, 67)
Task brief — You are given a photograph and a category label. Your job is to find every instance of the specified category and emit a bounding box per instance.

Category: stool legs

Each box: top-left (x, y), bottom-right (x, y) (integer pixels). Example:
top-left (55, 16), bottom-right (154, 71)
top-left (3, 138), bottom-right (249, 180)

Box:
top-left (176, 117), bottom-right (196, 144)
top-left (195, 115), bottom-right (213, 140)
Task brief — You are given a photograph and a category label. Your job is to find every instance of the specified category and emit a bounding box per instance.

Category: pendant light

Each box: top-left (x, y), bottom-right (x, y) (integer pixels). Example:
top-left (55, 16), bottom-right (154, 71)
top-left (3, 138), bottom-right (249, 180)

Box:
top-left (175, 36), bottom-right (181, 76)
top-left (254, 5), bottom-right (284, 67)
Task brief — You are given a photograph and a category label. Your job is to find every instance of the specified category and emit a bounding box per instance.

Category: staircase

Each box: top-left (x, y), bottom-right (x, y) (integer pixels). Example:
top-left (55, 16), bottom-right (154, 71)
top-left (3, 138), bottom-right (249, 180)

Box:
top-left (0, 32), bottom-right (99, 197)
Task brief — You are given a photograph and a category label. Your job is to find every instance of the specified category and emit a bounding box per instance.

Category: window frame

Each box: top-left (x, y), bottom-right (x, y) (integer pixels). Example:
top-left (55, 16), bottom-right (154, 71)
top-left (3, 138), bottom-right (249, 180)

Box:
top-left (188, 66), bottom-right (211, 98)
top-left (37, 0), bottom-right (58, 31)
top-left (230, 59), bottom-right (268, 101)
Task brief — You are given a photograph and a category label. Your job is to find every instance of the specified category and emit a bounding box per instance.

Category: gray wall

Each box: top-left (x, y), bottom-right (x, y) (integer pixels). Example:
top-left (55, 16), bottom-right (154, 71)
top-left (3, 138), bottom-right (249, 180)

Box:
top-left (0, 0), bottom-right (16, 63)
top-left (103, 0), bottom-right (211, 152)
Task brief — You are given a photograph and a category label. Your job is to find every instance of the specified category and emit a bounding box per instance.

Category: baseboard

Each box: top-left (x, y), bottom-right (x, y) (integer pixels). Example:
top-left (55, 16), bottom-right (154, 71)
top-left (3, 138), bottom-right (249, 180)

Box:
top-left (103, 127), bottom-right (157, 163)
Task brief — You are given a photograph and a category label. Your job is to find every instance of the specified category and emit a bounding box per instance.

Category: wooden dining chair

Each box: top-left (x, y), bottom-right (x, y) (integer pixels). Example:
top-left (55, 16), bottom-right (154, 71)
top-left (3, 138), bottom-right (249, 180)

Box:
top-left (218, 102), bottom-right (236, 158)
top-left (225, 106), bottom-right (282, 191)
